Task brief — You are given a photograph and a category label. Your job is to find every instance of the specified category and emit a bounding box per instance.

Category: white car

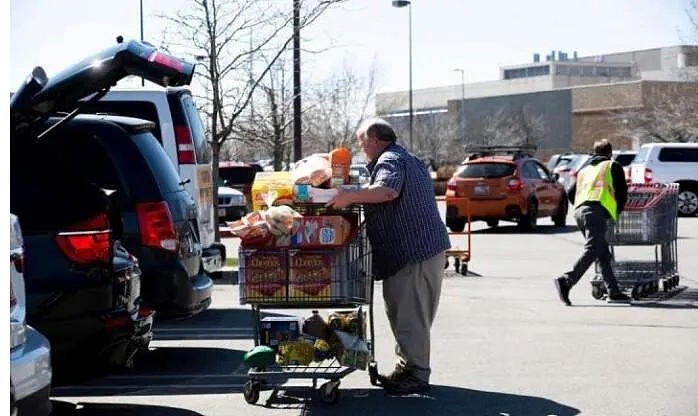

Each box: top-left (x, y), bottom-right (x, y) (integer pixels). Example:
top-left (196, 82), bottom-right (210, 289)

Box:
top-left (630, 143), bottom-right (698, 216)
top-left (10, 214), bottom-right (52, 416)
top-left (217, 185), bottom-right (248, 223)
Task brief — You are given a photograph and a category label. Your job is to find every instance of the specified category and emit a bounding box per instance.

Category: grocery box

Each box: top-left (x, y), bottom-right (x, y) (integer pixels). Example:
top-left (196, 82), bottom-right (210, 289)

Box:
top-left (239, 249), bottom-right (287, 303)
top-left (258, 316), bottom-right (303, 351)
top-left (287, 250), bottom-right (333, 301)
top-left (251, 171), bottom-right (294, 211)
top-left (290, 214), bottom-right (356, 248)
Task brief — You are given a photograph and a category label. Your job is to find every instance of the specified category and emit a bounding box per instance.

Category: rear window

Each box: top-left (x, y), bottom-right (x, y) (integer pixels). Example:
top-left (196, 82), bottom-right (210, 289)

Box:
top-left (633, 146), bottom-right (651, 163)
top-left (614, 153), bottom-right (636, 166)
top-left (658, 147), bottom-right (698, 163)
top-left (457, 163), bottom-right (516, 179)
top-left (131, 132), bottom-right (184, 193)
top-left (218, 166), bottom-right (261, 186)
top-left (180, 94), bottom-right (212, 164)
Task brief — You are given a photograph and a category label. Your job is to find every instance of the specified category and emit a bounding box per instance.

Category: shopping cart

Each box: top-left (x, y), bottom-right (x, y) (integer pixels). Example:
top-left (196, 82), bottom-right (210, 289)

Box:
top-left (442, 196), bottom-right (471, 276)
top-left (591, 183), bottom-right (680, 300)
top-left (238, 204), bottom-right (375, 405)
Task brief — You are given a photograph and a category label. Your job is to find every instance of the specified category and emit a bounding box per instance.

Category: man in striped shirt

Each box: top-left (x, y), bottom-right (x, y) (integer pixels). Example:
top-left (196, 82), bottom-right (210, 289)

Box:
top-left (327, 117), bottom-right (450, 395)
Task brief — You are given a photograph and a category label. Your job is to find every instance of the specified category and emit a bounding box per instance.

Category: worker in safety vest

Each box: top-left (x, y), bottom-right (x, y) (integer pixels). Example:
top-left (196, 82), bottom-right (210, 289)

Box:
top-left (554, 139), bottom-right (629, 305)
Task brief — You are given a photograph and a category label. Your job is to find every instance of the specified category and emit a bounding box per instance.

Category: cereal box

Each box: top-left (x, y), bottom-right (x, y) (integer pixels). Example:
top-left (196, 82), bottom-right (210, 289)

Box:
top-left (240, 249), bottom-right (287, 303)
top-left (251, 171), bottom-right (294, 211)
top-left (287, 250), bottom-right (332, 301)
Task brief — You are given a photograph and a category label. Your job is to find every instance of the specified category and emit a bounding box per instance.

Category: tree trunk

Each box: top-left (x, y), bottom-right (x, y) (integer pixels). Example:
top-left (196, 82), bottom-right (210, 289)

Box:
top-left (212, 140), bottom-right (222, 242)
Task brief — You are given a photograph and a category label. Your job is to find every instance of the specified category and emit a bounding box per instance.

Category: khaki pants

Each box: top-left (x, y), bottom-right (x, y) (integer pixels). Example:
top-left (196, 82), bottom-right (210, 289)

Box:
top-left (382, 251), bottom-right (445, 383)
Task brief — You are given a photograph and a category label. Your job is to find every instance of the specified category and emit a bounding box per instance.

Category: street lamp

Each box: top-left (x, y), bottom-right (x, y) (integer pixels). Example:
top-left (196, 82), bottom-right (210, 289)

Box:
top-left (392, 0), bottom-right (413, 151)
top-left (453, 68), bottom-right (465, 100)
top-left (140, 0), bottom-right (145, 86)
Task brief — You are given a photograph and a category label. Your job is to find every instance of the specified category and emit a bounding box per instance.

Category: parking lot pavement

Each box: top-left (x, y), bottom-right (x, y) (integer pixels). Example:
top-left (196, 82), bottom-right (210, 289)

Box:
top-left (51, 213), bottom-right (698, 416)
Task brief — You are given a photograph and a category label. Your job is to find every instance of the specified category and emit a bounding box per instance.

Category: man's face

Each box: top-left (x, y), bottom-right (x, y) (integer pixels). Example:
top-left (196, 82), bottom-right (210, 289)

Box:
top-left (357, 132), bottom-right (378, 161)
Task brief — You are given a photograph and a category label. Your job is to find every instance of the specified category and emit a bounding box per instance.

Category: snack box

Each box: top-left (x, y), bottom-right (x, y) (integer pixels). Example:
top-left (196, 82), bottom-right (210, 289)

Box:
top-left (239, 249), bottom-right (287, 303)
top-left (251, 171), bottom-right (294, 211)
top-left (290, 215), bottom-right (355, 248)
top-left (258, 316), bottom-right (303, 351)
top-left (287, 250), bottom-right (332, 301)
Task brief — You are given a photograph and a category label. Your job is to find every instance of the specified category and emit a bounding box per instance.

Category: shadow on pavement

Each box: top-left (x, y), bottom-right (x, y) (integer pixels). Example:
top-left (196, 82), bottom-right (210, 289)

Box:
top-left (152, 307), bottom-right (291, 341)
top-left (51, 400), bottom-right (204, 415)
top-left (52, 346), bottom-right (247, 396)
top-left (472, 224), bottom-right (578, 235)
top-left (304, 386), bottom-right (580, 416)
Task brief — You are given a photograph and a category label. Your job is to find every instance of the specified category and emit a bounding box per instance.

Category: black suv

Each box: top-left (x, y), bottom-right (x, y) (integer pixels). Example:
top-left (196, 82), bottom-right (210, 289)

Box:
top-left (48, 115), bottom-right (213, 318)
top-left (9, 39), bottom-right (196, 369)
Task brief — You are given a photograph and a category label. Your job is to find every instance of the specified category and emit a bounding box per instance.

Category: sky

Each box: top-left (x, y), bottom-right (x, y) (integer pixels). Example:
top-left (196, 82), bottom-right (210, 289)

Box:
top-left (8, 0), bottom-right (697, 95)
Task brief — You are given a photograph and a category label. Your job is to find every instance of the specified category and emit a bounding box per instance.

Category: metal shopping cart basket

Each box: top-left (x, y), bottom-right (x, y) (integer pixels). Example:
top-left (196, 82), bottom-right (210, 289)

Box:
top-left (238, 204), bottom-right (375, 405)
top-left (591, 183), bottom-right (680, 300)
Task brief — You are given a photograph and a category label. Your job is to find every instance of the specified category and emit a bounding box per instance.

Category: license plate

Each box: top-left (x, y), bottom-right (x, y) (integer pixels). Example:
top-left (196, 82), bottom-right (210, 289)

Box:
top-left (218, 208), bottom-right (226, 217)
top-left (473, 185), bottom-right (489, 196)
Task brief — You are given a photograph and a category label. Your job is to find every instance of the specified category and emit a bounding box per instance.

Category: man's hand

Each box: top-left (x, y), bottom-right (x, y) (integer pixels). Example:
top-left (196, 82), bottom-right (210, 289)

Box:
top-left (326, 190), bottom-right (356, 209)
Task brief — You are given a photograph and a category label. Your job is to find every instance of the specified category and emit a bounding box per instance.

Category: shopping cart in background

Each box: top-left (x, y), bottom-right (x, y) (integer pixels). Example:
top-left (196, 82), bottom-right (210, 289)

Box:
top-left (591, 183), bottom-right (680, 300)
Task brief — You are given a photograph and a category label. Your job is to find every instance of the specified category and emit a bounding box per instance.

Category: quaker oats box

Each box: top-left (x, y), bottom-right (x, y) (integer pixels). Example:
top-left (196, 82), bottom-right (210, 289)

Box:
top-left (287, 250), bottom-right (333, 301)
top-left (290, 214), bottom-right (356, 248)
top-left (239, 249), bottom-right (287, 303)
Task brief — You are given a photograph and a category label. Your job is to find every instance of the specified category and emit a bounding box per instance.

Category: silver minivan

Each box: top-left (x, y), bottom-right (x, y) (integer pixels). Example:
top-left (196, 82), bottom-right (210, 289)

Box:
top-left (10, 214), bottom-right (52, 416)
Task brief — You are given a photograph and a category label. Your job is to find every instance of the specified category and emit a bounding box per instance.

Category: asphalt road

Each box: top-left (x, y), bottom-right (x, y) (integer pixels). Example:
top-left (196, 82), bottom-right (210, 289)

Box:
top-left (50, 207), bottom-right (698, 416)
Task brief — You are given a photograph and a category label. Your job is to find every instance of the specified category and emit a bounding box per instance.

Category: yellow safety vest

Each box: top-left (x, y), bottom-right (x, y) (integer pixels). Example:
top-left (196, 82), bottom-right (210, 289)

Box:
top-left (574, 160), bottom-right (618, 221)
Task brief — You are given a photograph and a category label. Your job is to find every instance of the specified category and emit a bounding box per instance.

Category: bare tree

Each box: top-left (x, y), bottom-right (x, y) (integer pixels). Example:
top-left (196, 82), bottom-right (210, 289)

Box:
top-left (468, 106), bottom-right (548, 149)
top-left (411, 113), bottom-right (461, 167)
top-left (611, 83), bottom-right (698, 144)
top-left (302, 59), bottom-right (378, 155)
top-left (158, 0), bottom-right (345, 237)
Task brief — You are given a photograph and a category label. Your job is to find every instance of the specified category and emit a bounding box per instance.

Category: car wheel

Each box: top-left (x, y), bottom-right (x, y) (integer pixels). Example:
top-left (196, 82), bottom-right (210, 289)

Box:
top-left (446, 218), bottom-right (466, 232)
top-left (486, 219), bottom-right (499, 228)
top-left (552, 196), bottom-right (568, 227)
top-left (519, 199), bottom-right (538, 232)
top-left (677, 186), bottom-right (698, 216)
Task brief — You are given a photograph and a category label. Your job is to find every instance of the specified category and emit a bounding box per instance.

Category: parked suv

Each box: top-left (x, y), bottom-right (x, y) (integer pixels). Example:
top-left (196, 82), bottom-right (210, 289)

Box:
top-left (73, 87), bottom-right (226, 277)
top-left (10, 214), bottom-right (52, 416)
top-left (9, 39), bottom-right (192, 368)
top-left (218, 161), bottom-right (264, 210)
top-left (48, 115), bottom-right (213, 318)
top-left (446, 148), bottom-right (568, 231)
top-left (630, 143), bottom-right (698, 216)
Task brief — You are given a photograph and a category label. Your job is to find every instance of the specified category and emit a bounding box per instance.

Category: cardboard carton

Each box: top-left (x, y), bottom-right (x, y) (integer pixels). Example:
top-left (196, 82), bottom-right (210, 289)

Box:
top-left (240, 249), bottom-right (287, 303)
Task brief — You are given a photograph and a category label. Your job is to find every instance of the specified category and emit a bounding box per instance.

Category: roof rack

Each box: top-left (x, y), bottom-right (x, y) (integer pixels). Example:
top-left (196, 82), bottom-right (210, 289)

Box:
top-left (463, 144), bottom-right (537, 161)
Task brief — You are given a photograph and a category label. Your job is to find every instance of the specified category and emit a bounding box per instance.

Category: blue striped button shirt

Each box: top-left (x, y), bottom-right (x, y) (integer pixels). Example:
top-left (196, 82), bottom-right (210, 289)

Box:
top-left (364, 143), bottom-right (451, 280)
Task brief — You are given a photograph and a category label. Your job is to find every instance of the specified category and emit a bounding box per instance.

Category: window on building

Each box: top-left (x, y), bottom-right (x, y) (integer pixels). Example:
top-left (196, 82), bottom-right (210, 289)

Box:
top-left (504, 65), bottom-right (550, 80)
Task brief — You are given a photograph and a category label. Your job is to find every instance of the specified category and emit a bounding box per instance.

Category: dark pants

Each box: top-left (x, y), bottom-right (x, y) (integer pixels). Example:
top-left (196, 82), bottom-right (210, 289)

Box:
top-left (564, 203), bottom-right (620, 294)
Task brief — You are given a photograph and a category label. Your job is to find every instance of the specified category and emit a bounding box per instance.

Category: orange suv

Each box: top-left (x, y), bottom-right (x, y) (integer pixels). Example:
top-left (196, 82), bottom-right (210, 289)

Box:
top-left (445, 147), bottom-right (568, 231)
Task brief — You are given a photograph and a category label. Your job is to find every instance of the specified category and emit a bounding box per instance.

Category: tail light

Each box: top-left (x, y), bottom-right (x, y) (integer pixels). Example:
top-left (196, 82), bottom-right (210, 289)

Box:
top-left (446, 179), bottom-right (458, 196)
top-left (174, 125), bottom-right (195, 164)
top-left (507, 178), bottom-right (524, 192)
top-left (644, 168), bottom-right (653, 184)
top-left (148, 51), bottom-right (186, 72)
top-left (136, 201), bottom-right (178, 252)
top-left (55, 214), bottom-right (111, 264)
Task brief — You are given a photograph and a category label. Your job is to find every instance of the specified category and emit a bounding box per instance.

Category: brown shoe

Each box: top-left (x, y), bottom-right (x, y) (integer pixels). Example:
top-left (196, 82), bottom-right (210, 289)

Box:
top-left (376, 365), bottom-right (409, 386)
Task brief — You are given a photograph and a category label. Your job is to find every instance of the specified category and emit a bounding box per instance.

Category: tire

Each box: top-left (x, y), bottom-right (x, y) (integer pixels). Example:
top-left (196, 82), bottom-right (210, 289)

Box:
top-left (486, 219), bottom-right (499, 228)
top-left (518, 199), bottom-right (538, 232)
top-left (677, 186), bottom-right (698, 216)
top-left (447, 218), bottom-right (466, 232)
top-left (551, 196), bottom-right (568, 227)
top-left (319, 381), bottom-right (341, 405)
top-left (243, 381), bottom-right (260, 404)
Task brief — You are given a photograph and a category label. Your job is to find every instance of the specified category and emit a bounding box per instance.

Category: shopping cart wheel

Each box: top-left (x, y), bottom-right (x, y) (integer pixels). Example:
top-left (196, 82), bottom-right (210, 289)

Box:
top-left (368, 361), bottom-right (380, 386)
top-left (243, 380), bottom-right (260, 404)
top-left (591, 285), bottom-right (605, 300)
top-left (460, 262), bottom-right (468, 276)
top-left (319, 381), bottom-right (341, 405)
top-left (631, 285), bottom-right (641, 300)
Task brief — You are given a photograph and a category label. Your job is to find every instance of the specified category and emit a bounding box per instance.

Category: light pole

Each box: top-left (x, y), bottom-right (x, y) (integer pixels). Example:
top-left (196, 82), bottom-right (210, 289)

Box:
top-left (392, 0), bottom-right (413, 151)
top-left (453, 68), bottom-right (465, 100)
top-left (140, 0), bottom-right (145, 86)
